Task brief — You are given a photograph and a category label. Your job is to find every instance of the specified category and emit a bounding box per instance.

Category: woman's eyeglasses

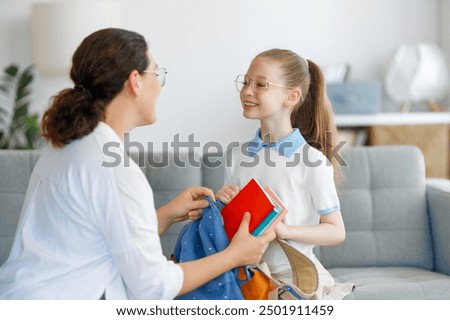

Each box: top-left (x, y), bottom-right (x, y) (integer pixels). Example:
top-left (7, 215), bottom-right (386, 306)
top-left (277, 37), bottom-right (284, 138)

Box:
top-left (143, 67), bottom-right (167, 87)
top-left (235, 74), bottom-right (292, 93)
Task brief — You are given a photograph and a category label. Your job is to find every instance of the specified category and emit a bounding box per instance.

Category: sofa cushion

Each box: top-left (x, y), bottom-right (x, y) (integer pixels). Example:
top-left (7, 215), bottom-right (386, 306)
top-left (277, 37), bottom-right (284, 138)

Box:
top-left (426, 178), bottom-right (450, 276)
top-left (201, 151), bottom-right (226, 192)
top-left (318, 146), bottom-right (434, 270)
top-left (130, 152), bottom-right (203, 257)
top-left (330, 266), bottom-right (450, 299)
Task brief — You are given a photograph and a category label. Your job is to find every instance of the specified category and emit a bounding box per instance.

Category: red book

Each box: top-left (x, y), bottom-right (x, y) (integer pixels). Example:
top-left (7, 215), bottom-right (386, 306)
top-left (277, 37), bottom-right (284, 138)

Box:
top-left (221, 178), bottom-right (288, 241)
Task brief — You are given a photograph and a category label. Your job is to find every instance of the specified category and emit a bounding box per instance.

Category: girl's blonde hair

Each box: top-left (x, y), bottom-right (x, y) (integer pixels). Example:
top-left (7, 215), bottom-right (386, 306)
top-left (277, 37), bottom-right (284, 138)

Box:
top-left (255, 49), bottom-right (338, 163)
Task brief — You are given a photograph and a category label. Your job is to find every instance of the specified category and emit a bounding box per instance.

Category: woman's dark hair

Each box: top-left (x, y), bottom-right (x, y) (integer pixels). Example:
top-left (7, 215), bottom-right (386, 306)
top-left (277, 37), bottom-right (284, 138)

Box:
top-left (41, 28), bottom-right (149, 147)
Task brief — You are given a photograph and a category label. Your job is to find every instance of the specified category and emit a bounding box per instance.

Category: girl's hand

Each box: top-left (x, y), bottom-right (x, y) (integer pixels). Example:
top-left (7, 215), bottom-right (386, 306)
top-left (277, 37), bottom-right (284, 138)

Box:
top-left (275, 221), bottom-right (290, 240)
top-left (215, 184), bottom-right (239, 204)
top-left (227, 212), bottom-right (275, 266)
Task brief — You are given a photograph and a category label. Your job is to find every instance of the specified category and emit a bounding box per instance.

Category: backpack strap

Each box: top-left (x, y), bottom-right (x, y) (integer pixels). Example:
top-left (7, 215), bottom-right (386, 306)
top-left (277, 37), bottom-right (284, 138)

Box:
top-left (276, 239), bottom-right (319, 298)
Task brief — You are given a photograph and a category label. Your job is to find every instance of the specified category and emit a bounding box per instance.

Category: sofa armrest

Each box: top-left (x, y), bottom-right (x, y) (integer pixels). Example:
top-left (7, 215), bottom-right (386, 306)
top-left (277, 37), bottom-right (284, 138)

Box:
top-left (427, 178), bottom-right (450, 276)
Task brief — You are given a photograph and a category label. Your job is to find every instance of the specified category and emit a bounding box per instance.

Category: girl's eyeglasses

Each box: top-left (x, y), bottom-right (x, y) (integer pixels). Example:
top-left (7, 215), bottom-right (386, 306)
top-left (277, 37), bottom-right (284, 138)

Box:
top-left (235, 74), bottom-right (292, 93)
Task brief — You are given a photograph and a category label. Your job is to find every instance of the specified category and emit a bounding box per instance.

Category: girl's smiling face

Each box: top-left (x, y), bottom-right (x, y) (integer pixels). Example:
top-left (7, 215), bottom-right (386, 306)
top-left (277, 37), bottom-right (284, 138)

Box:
top-left (240, 58), bottom-right (293, 121)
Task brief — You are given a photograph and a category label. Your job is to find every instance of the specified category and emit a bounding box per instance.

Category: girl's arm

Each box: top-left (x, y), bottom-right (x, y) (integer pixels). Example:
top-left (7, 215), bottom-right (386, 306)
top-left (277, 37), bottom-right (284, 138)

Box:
top-left (178, 212), bottom-right (275, 295)
top-left (275, 211), bottom-right (346, 246)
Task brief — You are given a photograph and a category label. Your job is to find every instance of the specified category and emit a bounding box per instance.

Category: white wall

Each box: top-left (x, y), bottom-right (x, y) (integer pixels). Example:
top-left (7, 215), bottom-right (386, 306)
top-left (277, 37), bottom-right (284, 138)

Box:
top-left (0, 0), bottom-right (441, 151)
top-left (439, 0), bottom-right (450, 106)
top-left (439, 0), bottom-right (450, 55)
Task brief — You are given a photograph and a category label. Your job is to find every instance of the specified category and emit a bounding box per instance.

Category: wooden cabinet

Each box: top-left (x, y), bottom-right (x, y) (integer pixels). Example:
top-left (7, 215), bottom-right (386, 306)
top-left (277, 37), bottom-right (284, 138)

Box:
top-left (336, 113), bottom-right (450, 178)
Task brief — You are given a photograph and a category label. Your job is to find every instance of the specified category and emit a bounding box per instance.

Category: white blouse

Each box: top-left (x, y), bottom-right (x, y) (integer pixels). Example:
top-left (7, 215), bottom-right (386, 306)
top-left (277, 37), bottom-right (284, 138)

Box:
top-left (0, 122), bottom-right (183, 299)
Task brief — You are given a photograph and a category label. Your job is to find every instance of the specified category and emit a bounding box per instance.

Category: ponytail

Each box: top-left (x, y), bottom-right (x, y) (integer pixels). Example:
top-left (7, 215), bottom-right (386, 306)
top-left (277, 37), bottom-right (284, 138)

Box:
top-left (41, 88), bottom-right (105, 148)
top-left (291, 60), bottom-right (337, 163)
top-left (292, 59), bottom-right (342, 187)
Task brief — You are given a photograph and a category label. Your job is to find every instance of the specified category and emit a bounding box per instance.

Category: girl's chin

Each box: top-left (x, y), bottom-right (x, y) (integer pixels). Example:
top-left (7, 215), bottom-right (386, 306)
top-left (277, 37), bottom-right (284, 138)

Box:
top-left (242, 109), bottom-right (258, 119)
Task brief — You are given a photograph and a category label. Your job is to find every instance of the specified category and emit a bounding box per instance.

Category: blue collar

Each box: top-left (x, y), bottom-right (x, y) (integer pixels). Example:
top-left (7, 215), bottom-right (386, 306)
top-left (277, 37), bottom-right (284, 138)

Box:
top-left (246, 128), bottom-right (306, 157)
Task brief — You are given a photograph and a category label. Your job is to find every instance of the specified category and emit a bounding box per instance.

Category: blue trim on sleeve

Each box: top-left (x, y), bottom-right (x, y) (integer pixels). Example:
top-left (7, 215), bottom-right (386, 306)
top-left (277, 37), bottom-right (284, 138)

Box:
top-left (317, 205), bottom-right (340, 215)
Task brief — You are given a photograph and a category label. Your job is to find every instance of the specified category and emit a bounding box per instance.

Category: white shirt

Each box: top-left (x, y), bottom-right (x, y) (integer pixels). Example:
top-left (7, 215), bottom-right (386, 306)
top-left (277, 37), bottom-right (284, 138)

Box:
top-left (0, 122), bottom-right (183, 299)
top-left (224, 129), bottom-right (340, 274)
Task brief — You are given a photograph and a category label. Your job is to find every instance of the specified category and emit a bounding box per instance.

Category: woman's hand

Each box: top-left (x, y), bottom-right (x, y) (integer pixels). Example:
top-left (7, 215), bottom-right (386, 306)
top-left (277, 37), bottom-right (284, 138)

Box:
top-left (178, 212), bottom-right (275, 295)
top-left (226, 212), bottom-right (276, 266)
top-left (169, 186), bottom-right (215, 222)
top-left (157, 186), bottom-right (215, 235)
top-left (215, 184), bottom-right (239, 204)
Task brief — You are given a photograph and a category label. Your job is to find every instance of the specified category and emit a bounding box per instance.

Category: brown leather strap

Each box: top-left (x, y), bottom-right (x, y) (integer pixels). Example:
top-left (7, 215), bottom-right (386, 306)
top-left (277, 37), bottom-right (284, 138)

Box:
top-left (276, 239), bottom-right (319, 297)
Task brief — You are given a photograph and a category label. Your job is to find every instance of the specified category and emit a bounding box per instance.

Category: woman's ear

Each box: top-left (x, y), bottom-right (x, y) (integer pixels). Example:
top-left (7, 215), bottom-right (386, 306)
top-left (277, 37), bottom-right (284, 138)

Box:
top-left (285, 88), bottom-right (302, 107)
top-left (126, 70), bottom-right (141, 96)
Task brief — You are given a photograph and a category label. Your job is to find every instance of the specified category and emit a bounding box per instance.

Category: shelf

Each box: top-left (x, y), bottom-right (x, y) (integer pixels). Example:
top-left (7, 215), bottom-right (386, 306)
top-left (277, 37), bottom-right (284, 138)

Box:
top-left (335, 112), bottom-right (450, 178)
top-left (335, 112), bottom-right (450, 127)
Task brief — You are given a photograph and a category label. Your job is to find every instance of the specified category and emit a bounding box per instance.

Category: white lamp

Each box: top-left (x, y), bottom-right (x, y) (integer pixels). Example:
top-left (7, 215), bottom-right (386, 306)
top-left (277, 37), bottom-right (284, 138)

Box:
top-left (31, 0), bottom-right (124, 75)
top-left (384, 43), bottom-right (450, 112)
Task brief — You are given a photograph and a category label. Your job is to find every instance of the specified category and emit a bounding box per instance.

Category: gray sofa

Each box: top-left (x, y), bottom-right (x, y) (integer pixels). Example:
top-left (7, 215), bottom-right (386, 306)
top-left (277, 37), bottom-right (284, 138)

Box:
top-left (1, 146), bottom-right (450, 299)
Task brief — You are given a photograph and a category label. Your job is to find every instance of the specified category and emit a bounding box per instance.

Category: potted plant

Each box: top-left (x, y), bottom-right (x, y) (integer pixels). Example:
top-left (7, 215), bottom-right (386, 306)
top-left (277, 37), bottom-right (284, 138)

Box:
top-left (0, 64), bottom-right (41, 149)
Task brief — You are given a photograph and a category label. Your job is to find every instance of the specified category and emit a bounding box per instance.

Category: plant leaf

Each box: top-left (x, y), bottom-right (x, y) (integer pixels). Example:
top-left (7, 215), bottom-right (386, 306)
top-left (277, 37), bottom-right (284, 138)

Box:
top-left (16, 68), bottom-right (33, 105)
top-left (0, 64), bottom-right (36, 149)
top-left (18, 73), bottom-right (33, 91)
top-left (5, 65), bottom-right (19, 77)
top-left (12, 103), bottom-right (29, 121)
top-left (24, 114), bottom-right (40, 149)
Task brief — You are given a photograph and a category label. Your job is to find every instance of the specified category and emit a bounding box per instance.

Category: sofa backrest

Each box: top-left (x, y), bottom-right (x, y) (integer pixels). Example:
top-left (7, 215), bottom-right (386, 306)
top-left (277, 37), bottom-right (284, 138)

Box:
top-left (317, 146), bottom-right (433, 270)
top-left (0, 146), bottom-right (434, 270)
top-left (0, 150), bottom-right (41, 266)
top-left (199, 146), bottom-right (434, 270)
top-left (129, 152), bottom-right (203, 256)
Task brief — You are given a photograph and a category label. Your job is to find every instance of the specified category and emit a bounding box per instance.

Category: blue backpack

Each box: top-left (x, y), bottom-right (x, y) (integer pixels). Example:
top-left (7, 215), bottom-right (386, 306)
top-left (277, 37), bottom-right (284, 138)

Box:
top-left (173, 197), bottom-right (245, 300)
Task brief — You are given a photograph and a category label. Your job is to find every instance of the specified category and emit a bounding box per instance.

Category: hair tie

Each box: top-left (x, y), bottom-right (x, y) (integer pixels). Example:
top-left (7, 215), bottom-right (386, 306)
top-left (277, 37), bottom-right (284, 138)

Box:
top-left (74, 84), bottom-right (93, 99)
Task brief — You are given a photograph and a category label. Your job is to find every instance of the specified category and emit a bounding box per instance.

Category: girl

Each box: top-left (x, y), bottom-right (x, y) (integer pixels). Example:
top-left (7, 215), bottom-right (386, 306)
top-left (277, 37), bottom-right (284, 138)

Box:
top-left (216, 49), bottom-right (353, 299)
top-left (0, 28), bottom-right (274, 299)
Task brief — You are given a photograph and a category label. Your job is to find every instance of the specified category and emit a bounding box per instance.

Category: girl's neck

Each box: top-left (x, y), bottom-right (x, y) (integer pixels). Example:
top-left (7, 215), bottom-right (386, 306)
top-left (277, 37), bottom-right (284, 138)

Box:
top-left (260, 120), bottom-right (294, 144)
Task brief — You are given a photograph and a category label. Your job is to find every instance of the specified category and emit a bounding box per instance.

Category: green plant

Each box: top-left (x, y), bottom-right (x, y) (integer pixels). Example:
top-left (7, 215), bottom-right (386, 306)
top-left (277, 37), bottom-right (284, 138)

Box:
top-left (0, 64), bottom-right (41, 149)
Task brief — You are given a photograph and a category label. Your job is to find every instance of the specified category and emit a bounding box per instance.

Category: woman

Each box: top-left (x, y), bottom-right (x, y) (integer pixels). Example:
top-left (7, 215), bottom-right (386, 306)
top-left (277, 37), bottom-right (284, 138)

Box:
top-left (0, 28), bottom-right (274, 299)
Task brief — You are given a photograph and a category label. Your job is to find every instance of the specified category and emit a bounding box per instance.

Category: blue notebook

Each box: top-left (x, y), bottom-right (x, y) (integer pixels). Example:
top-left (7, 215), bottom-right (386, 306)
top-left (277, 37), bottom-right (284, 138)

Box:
top-left (252, 205), bottom-right (283, 236)
top-left (251, 186), bottom-right (288, 236)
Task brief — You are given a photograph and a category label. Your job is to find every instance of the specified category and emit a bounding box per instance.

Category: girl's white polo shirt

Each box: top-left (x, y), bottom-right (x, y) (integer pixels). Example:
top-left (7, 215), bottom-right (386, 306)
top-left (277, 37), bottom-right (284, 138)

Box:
top-left (224, 128), bottom-right (340, 274)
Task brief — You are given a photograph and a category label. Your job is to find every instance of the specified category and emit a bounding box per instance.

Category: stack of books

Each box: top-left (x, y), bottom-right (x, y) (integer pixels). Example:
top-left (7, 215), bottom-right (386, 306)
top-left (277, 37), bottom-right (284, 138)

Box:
top-left (221, 178), bottom-right (288, 241)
